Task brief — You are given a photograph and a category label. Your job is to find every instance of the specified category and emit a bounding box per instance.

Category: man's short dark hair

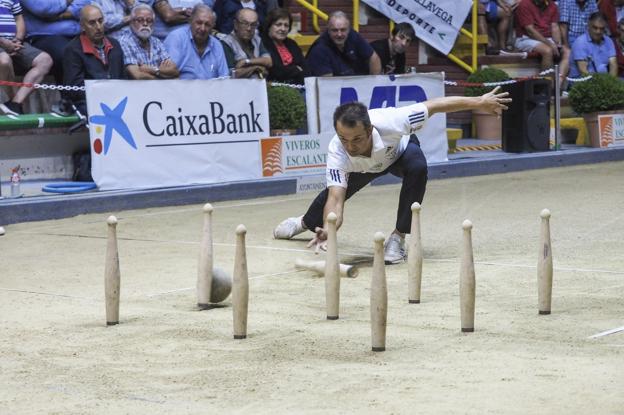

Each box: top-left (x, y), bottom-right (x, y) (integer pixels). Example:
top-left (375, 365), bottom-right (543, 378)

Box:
top-left (588, 11), bottom-right (607, 24)
top-left (333, 102), bottom-right (371, 130)
top-left (391, 22), bottom-right (415, 40)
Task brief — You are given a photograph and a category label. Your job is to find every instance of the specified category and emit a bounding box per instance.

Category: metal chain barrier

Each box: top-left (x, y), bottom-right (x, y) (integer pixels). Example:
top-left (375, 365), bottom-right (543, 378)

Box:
top-left (0, 69), bottom-right (595, 94)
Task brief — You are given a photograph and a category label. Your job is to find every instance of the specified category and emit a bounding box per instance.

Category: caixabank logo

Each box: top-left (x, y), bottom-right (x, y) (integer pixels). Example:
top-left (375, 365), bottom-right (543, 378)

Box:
top-left (89, 97), bottom-right (137, 155)
top-left (260, 136), bottom-right (326, 177)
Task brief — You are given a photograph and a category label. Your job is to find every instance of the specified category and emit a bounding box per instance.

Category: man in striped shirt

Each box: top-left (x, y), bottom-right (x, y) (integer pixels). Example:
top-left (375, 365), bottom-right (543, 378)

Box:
top-left (0, 0), bottom-right (52, 115)
top-left (274, 88), bottom-right (512, 264)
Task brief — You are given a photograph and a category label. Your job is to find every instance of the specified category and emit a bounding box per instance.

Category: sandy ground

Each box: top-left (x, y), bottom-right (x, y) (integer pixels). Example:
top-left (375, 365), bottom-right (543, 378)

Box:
top-left (1, 162), bottom-right (623, 414)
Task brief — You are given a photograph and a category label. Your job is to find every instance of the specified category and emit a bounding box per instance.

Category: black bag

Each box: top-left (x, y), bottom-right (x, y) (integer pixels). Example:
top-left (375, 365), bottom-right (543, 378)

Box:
top-left (72, 151), bottom-right (93, 182)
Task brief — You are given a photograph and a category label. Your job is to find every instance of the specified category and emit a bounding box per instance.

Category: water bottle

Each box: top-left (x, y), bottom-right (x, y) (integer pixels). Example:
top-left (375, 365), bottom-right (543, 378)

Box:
top-left (10, 167), bottom-right (20, 198)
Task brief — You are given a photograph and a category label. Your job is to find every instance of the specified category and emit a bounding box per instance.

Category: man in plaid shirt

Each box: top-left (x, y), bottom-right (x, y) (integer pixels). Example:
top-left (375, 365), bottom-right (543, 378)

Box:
top-left (119, 3), bottom-right (179, 79)
top-left (559, 0), bottom-right (599, 47)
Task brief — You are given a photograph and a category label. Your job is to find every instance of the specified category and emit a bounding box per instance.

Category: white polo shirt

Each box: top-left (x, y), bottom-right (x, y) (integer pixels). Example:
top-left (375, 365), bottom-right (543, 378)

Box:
top-left (325, 103), bottom-right (429, 188)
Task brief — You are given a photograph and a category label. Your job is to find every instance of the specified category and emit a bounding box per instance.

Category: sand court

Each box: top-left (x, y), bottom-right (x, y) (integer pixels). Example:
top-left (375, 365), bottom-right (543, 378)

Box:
top-left (1, 162), bottom-right (623, 413)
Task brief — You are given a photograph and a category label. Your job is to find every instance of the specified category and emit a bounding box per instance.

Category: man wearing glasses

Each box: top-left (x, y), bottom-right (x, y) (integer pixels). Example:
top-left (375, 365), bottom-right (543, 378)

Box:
top-left (164, 4), bottom-right (229, 79)
top-left (221, 8), bottom-right (272, 78)
top-left (120, 4), bottom-right (179, 79)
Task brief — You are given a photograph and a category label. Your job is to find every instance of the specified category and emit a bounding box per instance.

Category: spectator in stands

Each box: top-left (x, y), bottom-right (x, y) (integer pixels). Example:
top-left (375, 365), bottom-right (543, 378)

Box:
top-left (559, 0), bottom-right (598, 48)
top-left (261, 7), bottom-right (307, 84)
top-left (214, 0), bottom-right (278, 35)
top-left (478, 0), bottom-right (516, 54)
top-left (222, 8), bottom-right (272, 78)
top-left (63, 4), bottom-right (126, 115)
top-left (93, 0), bottom-right (153, 39)
top-left (617, 18), bottom-right (624, 76)
top-left (0, 0), bottom-right (53, 115)
top-left (514, 0), bottom-right (570, 85)
top-left (569, 12), bottom-right (618, 78)
top-left (164, 4), bottom-right (229, 79)
top-left (369, 22), bottom-right (415, 74)
top-left (152, 0), bottom-right (213, 40)
top-left (120, 3), bottom-right (179, 79)
top-left (598, 0), bottom-right (624, 37)
top-left (21, 0), bottom-right (91, 86)
top-left (306, 11), bottom-right (381, 77)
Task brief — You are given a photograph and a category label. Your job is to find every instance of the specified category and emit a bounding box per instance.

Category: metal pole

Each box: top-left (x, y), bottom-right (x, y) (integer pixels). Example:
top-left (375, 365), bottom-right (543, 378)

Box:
top-left (554, 64), bottom-right (561, 151)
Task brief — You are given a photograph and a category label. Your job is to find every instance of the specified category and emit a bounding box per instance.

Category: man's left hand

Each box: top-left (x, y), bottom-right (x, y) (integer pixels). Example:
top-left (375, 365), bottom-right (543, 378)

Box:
top-left (479, 86), bottom-right (512, 116)
top-left (307, 227), bottom-right (328, 253)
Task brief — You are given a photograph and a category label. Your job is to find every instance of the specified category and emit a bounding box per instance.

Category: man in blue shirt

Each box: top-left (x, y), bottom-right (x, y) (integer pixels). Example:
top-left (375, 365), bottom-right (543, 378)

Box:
top-left (570, 12), bottom-right (618, 78)
top-left (120, 3), bottom-right (179, 79)
top-left (164, 4), bottom-right (229, 79)
top-left (21, 0), bottom-right (91, 85)
top-left (306, 11), bottom-right (381, 77)
top-left (559, 0), bottom-right (599, 47)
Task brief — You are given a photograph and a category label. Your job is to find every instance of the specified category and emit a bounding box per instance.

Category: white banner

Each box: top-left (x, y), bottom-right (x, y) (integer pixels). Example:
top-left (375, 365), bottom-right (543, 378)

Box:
top-left (308, 73), bottom-right (448, 162)
top-left (362, 0), bottom-right (473, 55)
top-left (85, 79), bottom-right (269, 190)
top-left (259, 132), bottom-right (334, 178)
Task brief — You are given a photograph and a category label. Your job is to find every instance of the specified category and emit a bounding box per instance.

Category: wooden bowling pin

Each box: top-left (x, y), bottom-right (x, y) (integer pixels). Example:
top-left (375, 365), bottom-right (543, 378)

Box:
top-left (325, 212), bottom-right (340, 320)
top-left (371, 232), bottom-right (388, 352)
top-left (460, 220), bottom-right (475, 333)
top-left (197, 203), bottom-right (213, 309)
top-left (537, 209), bottom-right (553, 315)
top-left (294, 259), bottom-right (358, 278)
top-left (408, 202), bottom-right (423, 304)
top-left (104, 215), bottom-right (120, 326)
top-left (232, 224), bottom-right (249, 339)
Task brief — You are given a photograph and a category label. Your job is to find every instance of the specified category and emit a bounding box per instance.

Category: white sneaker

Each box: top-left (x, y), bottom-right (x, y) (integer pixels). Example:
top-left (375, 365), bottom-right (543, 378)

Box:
top-left (273, 215), bottom-right (305, 239)
top-left (384, 233), bottom-right (406, 264)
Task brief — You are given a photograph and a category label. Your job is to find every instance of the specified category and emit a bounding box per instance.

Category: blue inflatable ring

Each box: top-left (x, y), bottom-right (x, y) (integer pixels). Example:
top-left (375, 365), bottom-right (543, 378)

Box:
top-left (42, 182), bottom-right (97, 194)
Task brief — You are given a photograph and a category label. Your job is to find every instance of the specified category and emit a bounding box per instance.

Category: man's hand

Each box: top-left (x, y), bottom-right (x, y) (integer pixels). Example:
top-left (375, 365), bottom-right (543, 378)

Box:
top-left (478, 86), bottom-right (512, 116)
top-left (1, 38), bottom-right (22, 55)
top-left (160, 59), bottom-right (176, 71)
top-left (307, 227), bottom-right (328, 253)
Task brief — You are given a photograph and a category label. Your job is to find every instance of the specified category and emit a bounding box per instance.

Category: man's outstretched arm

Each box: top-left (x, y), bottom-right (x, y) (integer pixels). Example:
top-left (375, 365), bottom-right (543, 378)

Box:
top-left (424, 86), bottom-right (512, 117)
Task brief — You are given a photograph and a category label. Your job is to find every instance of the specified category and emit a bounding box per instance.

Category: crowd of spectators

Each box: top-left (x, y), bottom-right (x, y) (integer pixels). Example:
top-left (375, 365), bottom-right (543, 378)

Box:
top-left (478, 0), bottom-right (624, 88)
top-left (1, 0), bottom-right (624, 117)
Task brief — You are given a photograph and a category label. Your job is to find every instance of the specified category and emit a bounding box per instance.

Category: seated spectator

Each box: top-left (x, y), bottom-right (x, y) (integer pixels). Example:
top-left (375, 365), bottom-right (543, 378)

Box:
top-left (63, 5), bottom-right (126, 115)
top-left (152, 0), bottom-right (213, 40)
top-left (120, 3), bottom-right (179, 79)
top-left (559, 0), bottom-right (598, 48)
top-left (164, 4), bottom-right (229, 79)
top-left (261, 7), bottom-right (307, 84)
top-left (0, 0), bottom-right (53, 115)
top-left (369, 22), bottom-right (415, 74)
top-left (306, 11), bottom-right (381, 77)
top-left (570, 12), bottom-right (618, 78)
top-left (598, 0), bottom-right (624, 37)
top-left (514, 0), bottom-right (570, 85)
top-left (21, 0), bottom-right (91, 85)
top-left (221, 8), bottom-right (272, 78)
top-left (93, 0), bottom-right (153, 39)
top-left (214, 0), bottom-right (278, 35)
top-left (617, 18), bottom-right (624, 77)
top-left (478, 0), bottom-right (516, 54)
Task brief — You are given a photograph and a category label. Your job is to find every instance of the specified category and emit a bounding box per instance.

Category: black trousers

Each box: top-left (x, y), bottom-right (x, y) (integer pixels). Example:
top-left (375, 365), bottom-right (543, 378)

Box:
top-left (302, 135), bottom-right (428, 234)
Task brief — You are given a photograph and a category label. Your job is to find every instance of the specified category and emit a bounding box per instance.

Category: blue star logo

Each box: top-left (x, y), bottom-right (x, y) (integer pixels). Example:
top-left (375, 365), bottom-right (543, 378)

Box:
top-left (89, 97), bottom-right (137, 154)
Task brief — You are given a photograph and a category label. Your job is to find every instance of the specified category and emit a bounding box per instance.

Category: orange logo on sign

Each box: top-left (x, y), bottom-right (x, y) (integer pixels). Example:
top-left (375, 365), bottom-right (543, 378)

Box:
top-left (261, 138), bottom-right (283, 177)
top-left (599, 116), bottom-right (614, 148)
